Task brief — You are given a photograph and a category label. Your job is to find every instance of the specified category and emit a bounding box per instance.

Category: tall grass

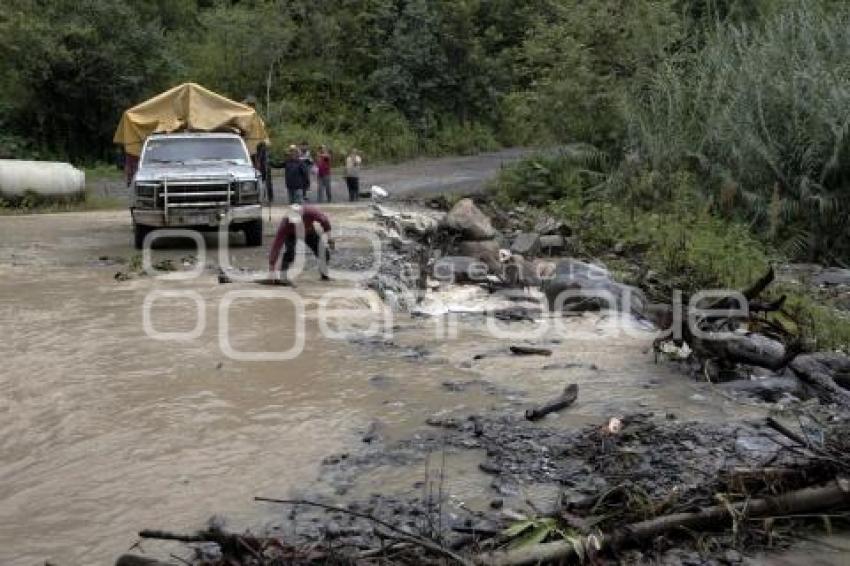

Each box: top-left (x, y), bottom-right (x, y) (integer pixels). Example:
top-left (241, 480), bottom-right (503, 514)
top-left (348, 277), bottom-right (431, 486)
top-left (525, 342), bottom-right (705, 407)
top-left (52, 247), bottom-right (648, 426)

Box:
top-left (625, 1), bottom-right (850, 263)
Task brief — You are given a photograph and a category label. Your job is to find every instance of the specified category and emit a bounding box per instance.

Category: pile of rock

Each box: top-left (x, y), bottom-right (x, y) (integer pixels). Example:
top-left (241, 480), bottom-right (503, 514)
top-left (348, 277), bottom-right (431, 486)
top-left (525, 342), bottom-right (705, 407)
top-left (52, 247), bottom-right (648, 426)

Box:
top-left (434, 198), bottom-right (503, 282)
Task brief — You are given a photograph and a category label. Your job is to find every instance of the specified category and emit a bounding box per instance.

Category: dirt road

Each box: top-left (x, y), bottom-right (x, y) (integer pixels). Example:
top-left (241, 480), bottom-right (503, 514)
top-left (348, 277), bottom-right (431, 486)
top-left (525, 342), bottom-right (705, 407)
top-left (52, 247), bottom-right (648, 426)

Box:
top-left (91, 148), bottom-right (536, 202)
top-left (0, 152), bottom-right (767, 565)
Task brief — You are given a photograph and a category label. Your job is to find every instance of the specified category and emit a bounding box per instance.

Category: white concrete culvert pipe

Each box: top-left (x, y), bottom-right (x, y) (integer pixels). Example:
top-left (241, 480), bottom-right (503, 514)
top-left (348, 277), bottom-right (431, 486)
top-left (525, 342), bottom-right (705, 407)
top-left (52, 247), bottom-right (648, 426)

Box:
top-left (0, 160), bottom-right (85, 200)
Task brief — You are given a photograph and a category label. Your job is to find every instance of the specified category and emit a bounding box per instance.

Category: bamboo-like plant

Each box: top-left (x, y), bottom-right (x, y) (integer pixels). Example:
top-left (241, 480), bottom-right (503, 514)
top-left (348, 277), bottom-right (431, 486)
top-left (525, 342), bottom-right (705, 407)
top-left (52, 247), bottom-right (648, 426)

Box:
top-left (625, 0), bottom-right (850, 262)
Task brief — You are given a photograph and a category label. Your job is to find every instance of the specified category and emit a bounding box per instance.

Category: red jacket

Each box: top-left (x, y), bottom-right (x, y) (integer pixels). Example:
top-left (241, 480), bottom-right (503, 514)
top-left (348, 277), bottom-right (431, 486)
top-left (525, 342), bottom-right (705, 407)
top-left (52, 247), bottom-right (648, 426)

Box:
top-left (317, 153), bottom-right (331, 177)
top-left (269, 206), bottom-right (332, 265)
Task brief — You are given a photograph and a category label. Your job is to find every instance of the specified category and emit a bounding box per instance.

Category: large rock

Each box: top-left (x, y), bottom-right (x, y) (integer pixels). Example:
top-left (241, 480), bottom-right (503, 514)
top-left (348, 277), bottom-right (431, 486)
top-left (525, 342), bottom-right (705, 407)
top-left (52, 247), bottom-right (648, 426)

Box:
top-left (502, 255), bottom-right (542, 287)
top-left (443, 198), bottom-right (496, 240)
top-left (433, 255), bottom-right (490, 283)
top-left (539, 235), bottom-right (565, 255)
top-left (373, 204), bottom-right (441, 239)
top-left (457, 239), bottom-right (502, 271)
top-left (510, 232), bottom-right (541, 256)
top-left (542, 259), bottom-right (646, 316)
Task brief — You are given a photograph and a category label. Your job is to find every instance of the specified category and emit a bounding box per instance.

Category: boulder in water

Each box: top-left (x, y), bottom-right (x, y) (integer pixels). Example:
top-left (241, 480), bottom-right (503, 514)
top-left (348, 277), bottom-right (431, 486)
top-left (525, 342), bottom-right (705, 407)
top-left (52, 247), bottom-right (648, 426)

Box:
top-left (510, 232), bottom-right (541, 256)
top-left (457, 239), bottom-right (502, 271)
top-left (542, 259), bottom-right (646, 316)
top-left (442, 198), bottom-right (496, 240)
top-left (433, 255), bottom-right (490, 283)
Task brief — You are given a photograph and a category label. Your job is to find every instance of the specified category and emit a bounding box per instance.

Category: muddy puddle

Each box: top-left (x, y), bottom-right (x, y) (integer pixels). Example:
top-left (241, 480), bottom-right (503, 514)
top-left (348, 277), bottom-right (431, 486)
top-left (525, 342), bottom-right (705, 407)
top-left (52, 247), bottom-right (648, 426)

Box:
top-left (0, 205), bottom-right (775, 565)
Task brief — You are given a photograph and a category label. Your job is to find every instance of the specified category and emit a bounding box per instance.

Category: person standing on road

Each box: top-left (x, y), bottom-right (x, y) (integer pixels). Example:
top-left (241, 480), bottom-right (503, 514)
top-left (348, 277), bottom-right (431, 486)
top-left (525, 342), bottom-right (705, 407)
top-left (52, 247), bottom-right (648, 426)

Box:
top-left (344, 148), bottom-right (362, 202)
top-left (283, 145), bottom-right (309, 204)
top-left (268, 204), bottom-right (335, 285)
top-left (317, 145), bottom-right (333, 203)
top-left (299, 141), bottom-right (314, 200)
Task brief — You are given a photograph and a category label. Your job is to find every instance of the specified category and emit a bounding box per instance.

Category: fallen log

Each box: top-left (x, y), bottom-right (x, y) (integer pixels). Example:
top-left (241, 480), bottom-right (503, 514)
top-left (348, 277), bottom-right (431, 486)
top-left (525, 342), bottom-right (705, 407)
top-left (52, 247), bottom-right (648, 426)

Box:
top-left (510, 345), bottom-right (553, 357)
top-left (525, 384), bottom-right (578, 421)
top-left (477, 478), bottom-right (850, 566)
top-left (662, 266), bottom-right (803, 374)
top-left (790, 353), bottom-right (850, 408)
top-left (688, 332), bottom-right (801, 373)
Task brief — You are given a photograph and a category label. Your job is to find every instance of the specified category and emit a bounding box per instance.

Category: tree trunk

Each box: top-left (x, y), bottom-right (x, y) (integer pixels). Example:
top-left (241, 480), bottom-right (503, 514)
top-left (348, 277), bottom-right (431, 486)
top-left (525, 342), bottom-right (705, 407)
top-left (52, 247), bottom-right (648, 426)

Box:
top-left (477, 479), bottom-right (850, 566)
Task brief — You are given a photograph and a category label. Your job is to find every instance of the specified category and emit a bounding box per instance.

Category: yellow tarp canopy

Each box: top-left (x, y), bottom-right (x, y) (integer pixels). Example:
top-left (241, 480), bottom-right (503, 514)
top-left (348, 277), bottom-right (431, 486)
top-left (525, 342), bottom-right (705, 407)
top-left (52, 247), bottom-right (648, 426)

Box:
top-left (113, 83), bottom-right (269, 156)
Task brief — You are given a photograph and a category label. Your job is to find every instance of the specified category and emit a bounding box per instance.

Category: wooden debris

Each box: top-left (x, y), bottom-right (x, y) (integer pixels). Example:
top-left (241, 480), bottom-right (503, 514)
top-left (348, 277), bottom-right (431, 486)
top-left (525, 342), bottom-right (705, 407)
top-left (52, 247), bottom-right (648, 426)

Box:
top-left (477, 478), bottom-right (850, 566)
top-left (525, 384), bottom-right (578, 421)
top-left (510, 345), bottom-right (553, 356)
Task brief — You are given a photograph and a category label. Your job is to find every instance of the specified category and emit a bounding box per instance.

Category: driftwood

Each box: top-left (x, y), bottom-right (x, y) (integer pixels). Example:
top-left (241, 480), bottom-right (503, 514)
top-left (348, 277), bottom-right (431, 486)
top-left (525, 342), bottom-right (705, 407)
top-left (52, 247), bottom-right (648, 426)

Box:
top-left (658, 266), bottom-right (807, 377)
top-left (525, 384), bottom-right (578, 421)
top-left (510, 345), bottom-right (553, 357)
top-left (766, 416), bottom-right (812, 448)
top-left (477, 478), bottom-right (850, 566)
top-left (790, 353), bottom-right (850, 408)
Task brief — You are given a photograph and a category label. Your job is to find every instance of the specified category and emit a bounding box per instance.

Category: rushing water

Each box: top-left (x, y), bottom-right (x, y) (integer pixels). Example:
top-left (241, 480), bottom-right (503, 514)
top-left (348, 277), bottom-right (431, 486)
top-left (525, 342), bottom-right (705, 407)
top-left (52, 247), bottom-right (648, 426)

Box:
top-left (0, 207), bottom-right (773, 565)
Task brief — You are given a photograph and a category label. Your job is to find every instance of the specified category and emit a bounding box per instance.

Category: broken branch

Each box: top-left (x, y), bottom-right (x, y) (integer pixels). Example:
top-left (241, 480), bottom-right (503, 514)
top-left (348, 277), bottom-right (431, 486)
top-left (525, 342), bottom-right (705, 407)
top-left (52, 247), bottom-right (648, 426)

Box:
top-left (525, 384), bottom-right (579, 421)
top-left (477, 478), bottom-right (850, 566)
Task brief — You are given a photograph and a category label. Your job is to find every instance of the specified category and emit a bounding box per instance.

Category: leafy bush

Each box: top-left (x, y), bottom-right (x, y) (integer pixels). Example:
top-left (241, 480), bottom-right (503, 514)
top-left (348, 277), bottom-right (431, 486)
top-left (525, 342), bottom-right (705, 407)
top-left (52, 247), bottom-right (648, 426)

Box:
top-left (423, 121), bottom-right (499, 156)
top-left (493, 147), bottom-right (609, 205)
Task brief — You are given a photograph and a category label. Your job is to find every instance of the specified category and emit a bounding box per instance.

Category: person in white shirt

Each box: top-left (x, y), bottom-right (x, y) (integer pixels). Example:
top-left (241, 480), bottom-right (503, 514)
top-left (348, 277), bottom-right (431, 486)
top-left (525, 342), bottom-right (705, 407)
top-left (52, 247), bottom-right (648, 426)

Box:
top-left (344, 149), bottom-right (362, 202)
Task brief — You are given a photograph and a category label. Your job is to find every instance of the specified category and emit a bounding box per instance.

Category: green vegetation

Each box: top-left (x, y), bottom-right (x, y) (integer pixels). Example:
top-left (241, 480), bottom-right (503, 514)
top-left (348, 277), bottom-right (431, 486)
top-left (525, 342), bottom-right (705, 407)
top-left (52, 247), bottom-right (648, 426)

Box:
top-left (0, 0), bottom-right (739, 164)
top-left (486, 0), bottom-right (850, 350)
top-left (495, 149), bottom-right (850, 350)
top-left (0, 189), bottom-right (122, 215)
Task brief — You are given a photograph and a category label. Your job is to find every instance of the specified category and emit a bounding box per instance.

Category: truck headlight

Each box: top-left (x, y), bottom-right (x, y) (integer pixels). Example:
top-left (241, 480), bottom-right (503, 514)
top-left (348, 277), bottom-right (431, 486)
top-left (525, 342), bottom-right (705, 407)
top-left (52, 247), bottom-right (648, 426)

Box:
top-left (136, 184), bottom-right (155, 198)
top-left (239, 181), bottom-right (258, 195)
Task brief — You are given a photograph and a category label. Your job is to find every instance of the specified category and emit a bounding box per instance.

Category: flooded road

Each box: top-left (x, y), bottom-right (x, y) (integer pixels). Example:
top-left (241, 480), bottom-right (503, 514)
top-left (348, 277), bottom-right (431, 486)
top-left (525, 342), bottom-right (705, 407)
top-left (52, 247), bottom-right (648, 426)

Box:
top-left (0, 204), bottom-right (770, 565)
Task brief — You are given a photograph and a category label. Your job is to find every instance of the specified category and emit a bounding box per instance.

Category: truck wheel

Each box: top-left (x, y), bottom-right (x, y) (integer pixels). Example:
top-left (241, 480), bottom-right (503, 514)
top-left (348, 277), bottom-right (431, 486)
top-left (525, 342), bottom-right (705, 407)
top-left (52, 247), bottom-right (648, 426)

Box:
top-left (243, 219), bottom-right (263, 247)
top-left (133, 224), bottom-right (151, 250)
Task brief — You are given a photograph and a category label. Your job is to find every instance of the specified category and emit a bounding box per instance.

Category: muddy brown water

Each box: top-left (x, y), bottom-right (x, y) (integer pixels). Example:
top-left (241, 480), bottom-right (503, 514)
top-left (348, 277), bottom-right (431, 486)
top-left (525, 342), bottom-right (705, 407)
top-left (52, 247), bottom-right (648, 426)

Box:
top-left (0, 204), bottom-right (798, 565)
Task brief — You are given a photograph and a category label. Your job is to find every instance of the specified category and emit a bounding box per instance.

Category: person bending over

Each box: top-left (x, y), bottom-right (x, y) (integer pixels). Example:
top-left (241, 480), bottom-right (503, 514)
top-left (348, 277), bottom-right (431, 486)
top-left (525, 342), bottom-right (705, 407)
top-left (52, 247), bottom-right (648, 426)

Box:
top-left (268, 204), bottom-right (335, 285)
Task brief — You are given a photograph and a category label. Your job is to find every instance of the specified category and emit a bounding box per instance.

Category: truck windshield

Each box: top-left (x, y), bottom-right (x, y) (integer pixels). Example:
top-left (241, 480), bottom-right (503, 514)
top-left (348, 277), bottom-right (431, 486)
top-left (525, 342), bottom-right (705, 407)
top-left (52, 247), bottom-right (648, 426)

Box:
top-left (142, 138), bottom-right (250, 165)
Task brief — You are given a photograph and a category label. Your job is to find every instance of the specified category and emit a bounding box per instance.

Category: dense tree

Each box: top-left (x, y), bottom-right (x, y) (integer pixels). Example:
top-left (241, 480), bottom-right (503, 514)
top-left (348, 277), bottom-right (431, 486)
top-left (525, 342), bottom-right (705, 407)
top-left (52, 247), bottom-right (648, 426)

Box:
top-left (0, 0), bottom-right (177, 160)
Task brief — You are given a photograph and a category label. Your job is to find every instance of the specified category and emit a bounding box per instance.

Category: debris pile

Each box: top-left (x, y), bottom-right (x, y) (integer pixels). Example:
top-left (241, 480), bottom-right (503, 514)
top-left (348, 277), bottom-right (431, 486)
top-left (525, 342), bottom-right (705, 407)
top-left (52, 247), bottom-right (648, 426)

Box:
top-left (118, 413), bottom-right (850, 565)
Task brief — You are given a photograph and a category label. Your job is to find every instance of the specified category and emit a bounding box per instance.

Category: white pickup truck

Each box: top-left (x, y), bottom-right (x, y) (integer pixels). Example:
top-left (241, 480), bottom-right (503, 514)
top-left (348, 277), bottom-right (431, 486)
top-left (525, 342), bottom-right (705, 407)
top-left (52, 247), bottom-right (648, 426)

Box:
top-left (129, 132), bottom-right (264, 249)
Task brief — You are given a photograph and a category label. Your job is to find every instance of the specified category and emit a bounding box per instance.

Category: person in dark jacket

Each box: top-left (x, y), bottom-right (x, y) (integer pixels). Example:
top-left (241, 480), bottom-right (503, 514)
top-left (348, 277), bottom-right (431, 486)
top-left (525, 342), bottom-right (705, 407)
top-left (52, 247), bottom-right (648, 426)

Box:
top-left (283, 145), bottom-right (309, 204)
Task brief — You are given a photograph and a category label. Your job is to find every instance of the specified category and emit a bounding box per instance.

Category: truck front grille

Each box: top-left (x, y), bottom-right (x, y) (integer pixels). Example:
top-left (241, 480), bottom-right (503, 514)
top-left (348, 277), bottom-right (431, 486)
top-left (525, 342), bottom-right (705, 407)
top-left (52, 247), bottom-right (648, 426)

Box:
top-left (160, 183), bottom-right (232, 208)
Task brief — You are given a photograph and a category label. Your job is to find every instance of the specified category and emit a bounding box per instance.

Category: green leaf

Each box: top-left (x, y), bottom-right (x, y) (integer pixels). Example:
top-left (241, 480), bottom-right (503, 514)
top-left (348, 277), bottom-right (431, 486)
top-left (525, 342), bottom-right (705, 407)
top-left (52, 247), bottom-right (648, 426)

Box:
top-left (508, 522), bottom-right (553, 549)
top-left (501, 519), bottom-right (535, 538)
